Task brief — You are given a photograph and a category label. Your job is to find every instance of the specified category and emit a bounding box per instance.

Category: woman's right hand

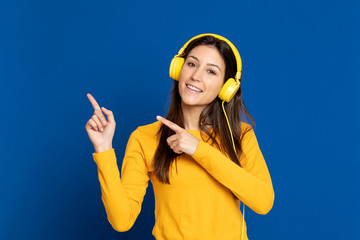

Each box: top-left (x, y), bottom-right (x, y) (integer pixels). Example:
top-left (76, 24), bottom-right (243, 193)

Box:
top-left (85, 93), bottom-right (116, 153)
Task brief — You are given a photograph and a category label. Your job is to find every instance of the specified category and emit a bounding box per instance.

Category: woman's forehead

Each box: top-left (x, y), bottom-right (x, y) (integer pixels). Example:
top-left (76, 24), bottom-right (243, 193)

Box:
top-left (187, 45), bottom-right (225, 67)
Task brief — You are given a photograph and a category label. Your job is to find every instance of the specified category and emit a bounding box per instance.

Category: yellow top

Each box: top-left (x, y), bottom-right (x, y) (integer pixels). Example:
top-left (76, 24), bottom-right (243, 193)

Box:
top-left (92, 121), bottom-right (274, 240)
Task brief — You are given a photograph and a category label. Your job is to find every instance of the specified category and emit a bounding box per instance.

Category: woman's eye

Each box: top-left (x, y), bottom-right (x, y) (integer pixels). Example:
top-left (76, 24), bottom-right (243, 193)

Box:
top-left (208, 69), bottom-right (216, 75)
top-left (187, 62), bottom-right (196, 67)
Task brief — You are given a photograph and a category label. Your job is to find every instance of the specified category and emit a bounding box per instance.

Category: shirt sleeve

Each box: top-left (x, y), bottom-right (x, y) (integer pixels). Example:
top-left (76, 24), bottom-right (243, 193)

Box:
top-left (191, 127), bottom-right (275, 215)
top-left (92, 129), bottom-right (150, 231)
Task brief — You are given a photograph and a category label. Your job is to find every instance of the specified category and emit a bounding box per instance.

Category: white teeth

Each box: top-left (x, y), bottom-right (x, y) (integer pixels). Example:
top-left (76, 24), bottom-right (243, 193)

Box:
top-left (186, 84), bottom-right (202, 92)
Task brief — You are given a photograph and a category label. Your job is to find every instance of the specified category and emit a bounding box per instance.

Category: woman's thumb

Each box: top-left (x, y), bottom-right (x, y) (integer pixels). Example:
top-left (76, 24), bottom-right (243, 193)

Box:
top-left (101, 107), bottom-right (115, 123)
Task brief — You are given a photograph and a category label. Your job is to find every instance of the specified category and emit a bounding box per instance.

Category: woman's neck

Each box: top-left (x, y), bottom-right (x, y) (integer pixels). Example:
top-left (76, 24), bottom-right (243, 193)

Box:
top-left (181, 102), bottom-right (205, 130)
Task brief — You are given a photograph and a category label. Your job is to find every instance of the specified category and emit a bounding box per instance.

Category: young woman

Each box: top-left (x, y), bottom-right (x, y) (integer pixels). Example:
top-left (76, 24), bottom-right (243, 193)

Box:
top-left (85, 34), bottom-right (274, 240)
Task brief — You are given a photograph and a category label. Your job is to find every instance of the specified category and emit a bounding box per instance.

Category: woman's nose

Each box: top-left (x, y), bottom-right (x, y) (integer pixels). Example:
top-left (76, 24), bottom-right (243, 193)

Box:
top-left (191, 68), bottom-right (203, 82)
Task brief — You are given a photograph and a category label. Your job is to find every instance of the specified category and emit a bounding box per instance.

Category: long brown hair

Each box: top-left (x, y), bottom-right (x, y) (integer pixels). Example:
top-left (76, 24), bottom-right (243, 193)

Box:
top-left (153, 35), bottom-right (255, 184)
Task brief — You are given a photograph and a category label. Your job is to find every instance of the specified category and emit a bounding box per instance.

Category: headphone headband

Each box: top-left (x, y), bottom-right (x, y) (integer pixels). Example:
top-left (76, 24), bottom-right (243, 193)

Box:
top-left (175, 33), bottom-right (242, 81)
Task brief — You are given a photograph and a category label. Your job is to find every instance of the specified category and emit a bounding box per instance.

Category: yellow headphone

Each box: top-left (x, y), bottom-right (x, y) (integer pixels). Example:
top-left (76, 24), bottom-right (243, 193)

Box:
top-left (169, 33), bottom-right (242, 102)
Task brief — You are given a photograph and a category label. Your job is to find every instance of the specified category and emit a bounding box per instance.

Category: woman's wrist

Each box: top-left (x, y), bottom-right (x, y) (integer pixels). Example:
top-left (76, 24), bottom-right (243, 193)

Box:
top-left (94, 144), bottom-right (113, 153)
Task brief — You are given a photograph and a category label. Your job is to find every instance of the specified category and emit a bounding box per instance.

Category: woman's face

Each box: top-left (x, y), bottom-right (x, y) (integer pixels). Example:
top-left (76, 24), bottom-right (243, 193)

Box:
top-left (178, 45), bottom-right (226, 110)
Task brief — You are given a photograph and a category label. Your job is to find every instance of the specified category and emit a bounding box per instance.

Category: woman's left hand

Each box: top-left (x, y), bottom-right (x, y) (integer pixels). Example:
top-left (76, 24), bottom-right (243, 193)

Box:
top-left (156, 115), bottom-right (200, 155)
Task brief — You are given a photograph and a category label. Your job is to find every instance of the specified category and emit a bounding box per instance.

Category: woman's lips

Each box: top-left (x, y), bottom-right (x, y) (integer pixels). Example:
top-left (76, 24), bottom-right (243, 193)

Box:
top-left (186, 84), bottom-right (203, 93)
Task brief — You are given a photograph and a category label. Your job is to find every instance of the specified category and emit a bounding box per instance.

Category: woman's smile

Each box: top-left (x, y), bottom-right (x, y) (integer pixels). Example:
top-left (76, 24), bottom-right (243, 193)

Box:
top-left (186, 84), bottom-right (203, 93)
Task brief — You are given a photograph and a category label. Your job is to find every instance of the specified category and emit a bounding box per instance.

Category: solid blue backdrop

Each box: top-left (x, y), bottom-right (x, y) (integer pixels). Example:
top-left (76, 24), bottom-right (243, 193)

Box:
top-left (0, 0), bottom-right (359, 239)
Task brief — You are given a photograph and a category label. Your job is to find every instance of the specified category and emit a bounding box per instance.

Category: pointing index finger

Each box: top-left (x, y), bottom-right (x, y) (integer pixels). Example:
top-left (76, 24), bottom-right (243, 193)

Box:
top-left (156, 115), bottom-right (183, 133)
top-left (87, 93), bottom-right (101, 110)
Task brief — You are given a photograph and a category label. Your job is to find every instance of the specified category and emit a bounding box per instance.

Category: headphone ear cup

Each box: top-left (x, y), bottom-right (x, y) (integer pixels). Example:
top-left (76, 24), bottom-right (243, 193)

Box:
top-left (169, 57), bottom-right (185, 81)
top-left (219, 78), bottom-right (240, 102)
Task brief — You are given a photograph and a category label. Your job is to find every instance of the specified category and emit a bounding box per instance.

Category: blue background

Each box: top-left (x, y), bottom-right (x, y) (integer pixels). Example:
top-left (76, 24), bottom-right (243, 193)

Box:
top-left (1, 0), bottom-right (359, 239)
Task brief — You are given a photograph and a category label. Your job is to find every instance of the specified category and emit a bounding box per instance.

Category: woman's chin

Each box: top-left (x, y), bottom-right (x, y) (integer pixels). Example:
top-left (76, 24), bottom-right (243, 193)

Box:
top-left (181, 98), bottom-right (208, 109)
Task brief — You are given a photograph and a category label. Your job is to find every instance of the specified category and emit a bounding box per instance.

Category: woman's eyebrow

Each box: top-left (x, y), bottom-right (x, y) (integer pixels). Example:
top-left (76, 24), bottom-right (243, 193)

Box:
top-left (188, 55), bottom-right (221, 72)
top-left (207, 63), bottom-right (221, 72)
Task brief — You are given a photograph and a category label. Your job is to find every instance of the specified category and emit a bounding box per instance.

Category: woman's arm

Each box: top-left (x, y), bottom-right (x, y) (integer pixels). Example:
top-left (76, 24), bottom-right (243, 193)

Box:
top-left (92, 129), bottom-right (150, 231)
top-left (156, 116), bottom-right (274, 215)
top-left (191, 127), bottom-right (275, 215)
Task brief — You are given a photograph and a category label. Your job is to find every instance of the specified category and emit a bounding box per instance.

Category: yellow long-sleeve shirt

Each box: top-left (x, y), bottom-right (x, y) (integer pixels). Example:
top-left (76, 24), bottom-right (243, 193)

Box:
top-left (92, 121), bottom-right (274, 240)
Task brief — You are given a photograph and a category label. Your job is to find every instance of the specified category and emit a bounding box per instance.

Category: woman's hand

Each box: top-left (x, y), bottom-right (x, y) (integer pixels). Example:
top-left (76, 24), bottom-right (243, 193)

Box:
top-left (85, 93), bottom-right (116, 152)
top-left (156, 116), bottom-right (200, 156)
